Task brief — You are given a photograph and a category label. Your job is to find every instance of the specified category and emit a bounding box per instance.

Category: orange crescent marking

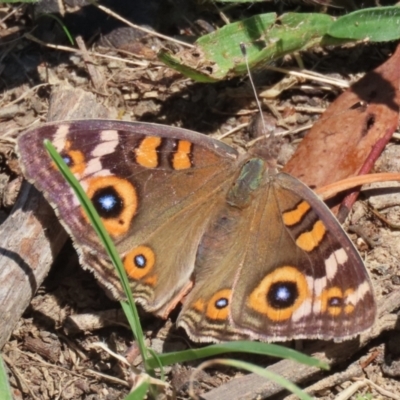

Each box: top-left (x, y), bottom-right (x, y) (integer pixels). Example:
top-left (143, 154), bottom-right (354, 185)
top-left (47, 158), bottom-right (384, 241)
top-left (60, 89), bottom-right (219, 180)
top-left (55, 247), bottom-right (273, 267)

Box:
top-left (193, 299), bottom-right (205, 312)
top-left (282, 201), bottom-right (311, 226)
top-left (135, 136), bottom-right (162, 168)
top-left (144, 275), bottom-right (157, 286)
top-left (172, 140), bottom-right (192, 170)
top-left (68, 150), bottom-right (86, 175)
top-left (296, 220), bottom-right (326, 252)
top-left (344, 304), bottom-right (355, 314)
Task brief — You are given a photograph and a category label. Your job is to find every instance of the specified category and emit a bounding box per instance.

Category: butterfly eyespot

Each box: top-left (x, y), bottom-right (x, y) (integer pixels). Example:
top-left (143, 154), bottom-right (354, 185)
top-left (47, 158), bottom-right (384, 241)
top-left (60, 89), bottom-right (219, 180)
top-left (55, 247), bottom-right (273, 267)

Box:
top-left (215, 298), bottom-right (229, 309)
top-left (51, 138), bottom-right (84, 174)
top-left (320, 287), bottom-right (356, 316)
top-left (134, 254), bottom-right (146, 268)
top-left (84, 176), bottom-right (138, 236)
top-left (124, 245), bottom-right (155, 280)
top-left (51, 148), bottom-right (86, 175)
top-left (92, 186), bottom-right (123, 217)
top-left (248, 266), bottom-right (310, 322)
top-left (267, 281), bottom-right (298, 309)
top-left (61, 153), bottom-right (72, 166)
top-left (328, 297), bottom-right (342, 307)
top-left (205, 289), bottom-right (231, 320)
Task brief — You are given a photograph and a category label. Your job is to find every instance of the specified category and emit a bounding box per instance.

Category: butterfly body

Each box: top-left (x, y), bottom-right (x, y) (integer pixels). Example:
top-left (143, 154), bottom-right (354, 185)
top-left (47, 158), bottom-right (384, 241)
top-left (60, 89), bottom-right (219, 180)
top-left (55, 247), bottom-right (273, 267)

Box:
top-left (17, 119), bottom-right (376, 342)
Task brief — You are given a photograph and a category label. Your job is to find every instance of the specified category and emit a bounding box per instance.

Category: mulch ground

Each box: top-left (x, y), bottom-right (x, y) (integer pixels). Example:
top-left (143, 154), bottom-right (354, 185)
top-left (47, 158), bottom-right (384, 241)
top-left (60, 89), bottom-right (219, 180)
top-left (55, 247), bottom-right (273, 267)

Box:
top-left (1, 1), bottom-right (400, 399)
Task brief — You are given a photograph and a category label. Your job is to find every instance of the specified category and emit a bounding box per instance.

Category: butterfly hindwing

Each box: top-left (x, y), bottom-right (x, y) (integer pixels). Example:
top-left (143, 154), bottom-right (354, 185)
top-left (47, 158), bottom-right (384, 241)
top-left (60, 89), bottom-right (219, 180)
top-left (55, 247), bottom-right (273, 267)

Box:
top-left (230, 172), bottom-right (376, 341)
top-left (178, 167), bottom-right (376, 342)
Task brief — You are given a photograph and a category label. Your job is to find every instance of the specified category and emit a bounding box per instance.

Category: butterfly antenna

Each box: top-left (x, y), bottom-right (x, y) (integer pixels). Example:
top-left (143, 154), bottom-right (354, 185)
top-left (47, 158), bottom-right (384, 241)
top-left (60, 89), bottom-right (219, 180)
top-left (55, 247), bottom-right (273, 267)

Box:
top-left (240, 43), bottom-right (271, 140)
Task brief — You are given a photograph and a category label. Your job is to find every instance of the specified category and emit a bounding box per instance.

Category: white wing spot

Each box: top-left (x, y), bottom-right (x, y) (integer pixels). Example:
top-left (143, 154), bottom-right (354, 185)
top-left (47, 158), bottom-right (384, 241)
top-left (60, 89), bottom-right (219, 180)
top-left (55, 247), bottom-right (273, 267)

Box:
top-left (346, 281), bottom-right (371, 305)
top-left (292, 299), bottom-right (312, 321)
top-left (325, 248), bottom-right (348, 280)
top-left (53, 125), bottom-right (70, 152)
top-left (92, 130), bottom-right (119, 157)
top-left (85, 158), bottom-right (112, 177)
top-left (313, 276), bottom-right (327, 297)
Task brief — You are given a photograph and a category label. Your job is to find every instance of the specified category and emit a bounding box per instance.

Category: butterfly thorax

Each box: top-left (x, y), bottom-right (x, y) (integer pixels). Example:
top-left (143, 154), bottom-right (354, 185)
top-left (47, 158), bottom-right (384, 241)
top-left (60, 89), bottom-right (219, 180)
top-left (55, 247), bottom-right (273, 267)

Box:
top-left (226, 158), bottom-right (267, 209)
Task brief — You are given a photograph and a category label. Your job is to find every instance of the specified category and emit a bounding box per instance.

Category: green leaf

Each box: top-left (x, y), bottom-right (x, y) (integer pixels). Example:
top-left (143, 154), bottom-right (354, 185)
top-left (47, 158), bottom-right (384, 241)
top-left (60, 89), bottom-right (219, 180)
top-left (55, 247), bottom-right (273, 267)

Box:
top-left (195, 13), bottom-right (277, 79)
top-left (0, 356), bottom-right (12, 400)
top-left (234, 13), bottom-right (333, 73)
top-left (159, 12), bottom-right (334, 81)
top-left (328, 6), bottom-right (400, 42)
top-left (198, 12), bottom-right (334, 78)
top-left (147, 341), bottom-right (329, 370)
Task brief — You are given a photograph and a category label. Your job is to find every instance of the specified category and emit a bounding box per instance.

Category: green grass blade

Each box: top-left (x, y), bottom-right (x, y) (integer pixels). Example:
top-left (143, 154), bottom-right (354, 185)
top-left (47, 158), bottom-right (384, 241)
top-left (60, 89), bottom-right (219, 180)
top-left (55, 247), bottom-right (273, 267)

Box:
top-left (36, 14), bottom-right (75, 45)
top-left (44, 140), bottom-right (152, 371)
top-left (158, 50), bottom-right (219, 82)
top-left (124, 378), bottom-right (150, 400)
top-left (199, 359), bottom-right (313, 400)
top-left (328, 6), bottom-right (400, 42)
top-left (147, 341), bottom-right (328, 370)
top-left (0, 355), bottom-right (12, 400)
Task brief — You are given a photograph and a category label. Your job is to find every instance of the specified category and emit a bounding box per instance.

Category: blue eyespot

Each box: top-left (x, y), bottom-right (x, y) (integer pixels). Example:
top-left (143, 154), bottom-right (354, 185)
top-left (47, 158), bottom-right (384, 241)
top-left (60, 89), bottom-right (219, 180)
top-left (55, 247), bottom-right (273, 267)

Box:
top-left (268, 281), bottom-right (298, 309)
top-left (276, 287), bottom-right (291, 301)
top-left (98, 194), bottom-right (117, 211)
top-left (134, 254), bottom-right (146, 268)
top-left (91, 186), bottom-right (123, 218)
top-left (328, 297), bottom-right (342, 307)
top-left (61, 152), bottom-right (72, 166)
top-left (215, 297), bottom-right (228, 309)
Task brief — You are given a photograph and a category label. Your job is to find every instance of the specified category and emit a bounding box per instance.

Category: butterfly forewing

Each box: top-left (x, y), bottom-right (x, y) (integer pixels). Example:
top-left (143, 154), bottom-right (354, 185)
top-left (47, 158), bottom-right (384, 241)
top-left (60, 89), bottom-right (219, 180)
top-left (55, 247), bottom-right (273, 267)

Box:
top-left (17, 120), bottom-right (240, 315)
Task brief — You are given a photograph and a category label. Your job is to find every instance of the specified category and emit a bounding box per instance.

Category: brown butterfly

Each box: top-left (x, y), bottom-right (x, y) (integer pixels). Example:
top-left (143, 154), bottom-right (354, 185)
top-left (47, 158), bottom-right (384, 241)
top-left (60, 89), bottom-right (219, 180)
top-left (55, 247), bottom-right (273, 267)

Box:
top-left (17, 119), bottom-right (376, 342)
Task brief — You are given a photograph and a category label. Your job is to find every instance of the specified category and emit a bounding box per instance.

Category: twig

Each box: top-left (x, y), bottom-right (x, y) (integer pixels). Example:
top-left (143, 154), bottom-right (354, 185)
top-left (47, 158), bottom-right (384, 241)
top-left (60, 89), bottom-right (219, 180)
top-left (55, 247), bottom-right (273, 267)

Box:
top-left (92, 1), bottom-right (194, 49)
top-left (24, 33), bottom-right (149, 67)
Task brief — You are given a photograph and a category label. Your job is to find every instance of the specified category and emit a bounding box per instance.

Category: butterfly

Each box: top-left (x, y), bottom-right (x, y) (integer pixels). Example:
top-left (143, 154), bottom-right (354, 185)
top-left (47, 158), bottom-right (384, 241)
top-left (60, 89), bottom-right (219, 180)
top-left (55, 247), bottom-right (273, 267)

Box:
top-left (17, 119), bottom-right (376, 342)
